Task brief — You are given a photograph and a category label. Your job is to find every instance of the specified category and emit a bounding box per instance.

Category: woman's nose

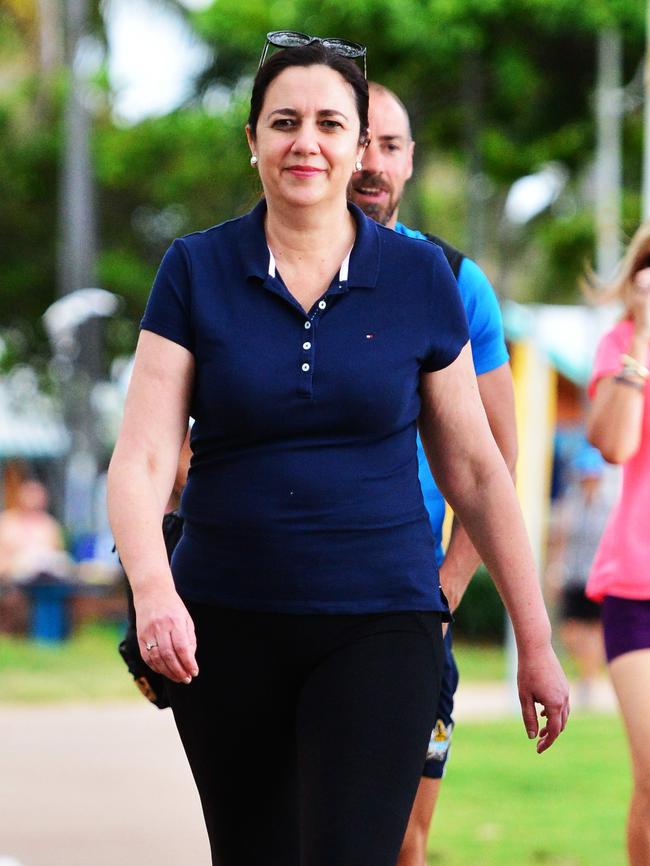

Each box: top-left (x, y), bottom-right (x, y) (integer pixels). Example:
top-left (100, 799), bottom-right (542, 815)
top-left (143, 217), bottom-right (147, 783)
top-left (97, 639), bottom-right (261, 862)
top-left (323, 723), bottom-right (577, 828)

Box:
top-left (290, 121), bottom-right (320, 154)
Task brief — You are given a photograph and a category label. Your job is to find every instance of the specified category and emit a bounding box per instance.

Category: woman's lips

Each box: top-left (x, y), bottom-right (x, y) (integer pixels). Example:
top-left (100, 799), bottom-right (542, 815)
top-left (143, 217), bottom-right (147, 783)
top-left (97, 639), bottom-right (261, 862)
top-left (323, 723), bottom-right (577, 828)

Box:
top-left (286, 166), bottom-right (326, 178)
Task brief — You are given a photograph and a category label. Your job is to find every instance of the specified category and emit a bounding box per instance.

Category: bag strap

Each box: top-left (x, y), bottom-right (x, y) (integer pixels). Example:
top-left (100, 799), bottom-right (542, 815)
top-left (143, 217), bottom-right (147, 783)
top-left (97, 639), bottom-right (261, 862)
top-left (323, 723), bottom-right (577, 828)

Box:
top-left (423, 232), bottom-right (465, 279)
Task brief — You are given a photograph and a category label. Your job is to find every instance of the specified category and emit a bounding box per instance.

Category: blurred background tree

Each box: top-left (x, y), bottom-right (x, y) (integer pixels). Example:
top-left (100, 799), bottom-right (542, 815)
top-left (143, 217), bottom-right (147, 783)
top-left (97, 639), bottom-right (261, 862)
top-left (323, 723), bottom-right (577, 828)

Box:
top-left (0, 0), bottom-right (646, 367)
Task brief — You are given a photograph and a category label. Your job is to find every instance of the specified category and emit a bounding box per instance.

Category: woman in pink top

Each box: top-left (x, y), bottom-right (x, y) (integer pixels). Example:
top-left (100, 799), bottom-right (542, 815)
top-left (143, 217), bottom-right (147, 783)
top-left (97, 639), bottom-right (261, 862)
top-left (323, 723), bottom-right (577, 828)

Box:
top-left (586, 223), bottom-right (650, 866)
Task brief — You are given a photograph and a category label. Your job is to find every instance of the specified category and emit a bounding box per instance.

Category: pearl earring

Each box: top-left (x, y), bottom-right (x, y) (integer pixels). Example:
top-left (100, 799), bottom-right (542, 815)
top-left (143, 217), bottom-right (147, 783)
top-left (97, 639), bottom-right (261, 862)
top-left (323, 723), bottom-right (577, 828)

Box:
top-left (354, 160), bottom-right (363, 172)
top-left (250, 155), bottom-right (258, 167)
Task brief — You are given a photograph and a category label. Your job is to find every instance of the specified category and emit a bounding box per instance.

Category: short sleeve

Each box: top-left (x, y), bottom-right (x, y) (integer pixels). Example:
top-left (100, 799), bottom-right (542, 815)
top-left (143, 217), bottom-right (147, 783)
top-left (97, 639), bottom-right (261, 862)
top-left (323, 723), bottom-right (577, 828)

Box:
top-left (140, 238), bottom-right (194, 353)
top-left (457, 258), bottom-right (509, 375)
top-left (587, 325), bottom-right (626, 399)
top-left (421, 246), bottom-right (470, 372)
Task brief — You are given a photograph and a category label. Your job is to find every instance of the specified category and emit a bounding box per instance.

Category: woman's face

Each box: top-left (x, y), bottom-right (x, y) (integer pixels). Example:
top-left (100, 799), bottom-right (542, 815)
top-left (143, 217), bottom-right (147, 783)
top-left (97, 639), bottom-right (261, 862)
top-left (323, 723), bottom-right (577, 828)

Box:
top-left (247, 64), bottom-right (365, 211)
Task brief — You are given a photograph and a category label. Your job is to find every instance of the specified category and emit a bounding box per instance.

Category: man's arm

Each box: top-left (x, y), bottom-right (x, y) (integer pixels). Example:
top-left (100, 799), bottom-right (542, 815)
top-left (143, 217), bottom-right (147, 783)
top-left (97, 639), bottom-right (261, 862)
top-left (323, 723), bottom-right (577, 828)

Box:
top-left (439, 361), bottom-right (518, 611)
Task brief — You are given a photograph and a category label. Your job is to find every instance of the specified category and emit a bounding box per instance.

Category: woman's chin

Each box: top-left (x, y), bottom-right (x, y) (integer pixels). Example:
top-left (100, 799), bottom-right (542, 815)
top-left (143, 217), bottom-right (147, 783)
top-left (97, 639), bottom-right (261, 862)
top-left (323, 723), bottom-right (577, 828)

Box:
top-left (269, 182), bottom-right (340, 210)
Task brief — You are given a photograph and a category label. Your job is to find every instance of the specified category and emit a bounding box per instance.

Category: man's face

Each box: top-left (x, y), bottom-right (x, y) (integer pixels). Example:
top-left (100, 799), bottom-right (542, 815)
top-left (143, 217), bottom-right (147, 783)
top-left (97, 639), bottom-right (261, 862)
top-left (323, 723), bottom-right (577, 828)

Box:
top-left (348, 88), bottom-right (414, 228)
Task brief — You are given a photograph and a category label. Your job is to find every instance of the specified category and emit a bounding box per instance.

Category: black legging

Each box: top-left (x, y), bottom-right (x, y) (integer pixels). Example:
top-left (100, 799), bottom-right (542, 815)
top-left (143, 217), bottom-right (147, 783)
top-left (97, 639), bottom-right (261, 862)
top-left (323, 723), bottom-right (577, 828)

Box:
top-left (167, 602), bottom-right (444, 866)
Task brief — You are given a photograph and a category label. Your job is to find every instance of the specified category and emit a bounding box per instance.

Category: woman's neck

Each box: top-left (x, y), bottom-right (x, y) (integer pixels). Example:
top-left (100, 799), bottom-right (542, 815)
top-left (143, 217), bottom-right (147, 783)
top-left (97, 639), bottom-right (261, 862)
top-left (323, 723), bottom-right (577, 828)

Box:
top-left (264, 195), bottom-right (356, 266)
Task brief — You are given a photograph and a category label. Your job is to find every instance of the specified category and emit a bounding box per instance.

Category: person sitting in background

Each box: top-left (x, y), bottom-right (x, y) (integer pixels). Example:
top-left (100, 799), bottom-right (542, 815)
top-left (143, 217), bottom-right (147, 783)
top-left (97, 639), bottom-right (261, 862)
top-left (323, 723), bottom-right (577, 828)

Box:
top-left (0, 480), bottom-right (71, 585)
top-left (0, 479), bottom-right (72, 633)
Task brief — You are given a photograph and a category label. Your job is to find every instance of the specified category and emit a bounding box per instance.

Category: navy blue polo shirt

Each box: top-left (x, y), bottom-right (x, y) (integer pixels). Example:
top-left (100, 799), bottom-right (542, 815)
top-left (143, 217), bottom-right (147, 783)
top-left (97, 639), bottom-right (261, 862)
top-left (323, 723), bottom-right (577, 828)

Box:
top-left (141, 199), bottom-right (469, 614)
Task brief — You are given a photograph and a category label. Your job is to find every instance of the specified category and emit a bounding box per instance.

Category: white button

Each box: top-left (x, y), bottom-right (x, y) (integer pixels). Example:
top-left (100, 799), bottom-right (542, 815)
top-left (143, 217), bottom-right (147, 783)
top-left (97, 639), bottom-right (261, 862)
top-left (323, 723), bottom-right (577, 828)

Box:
top-left (301, 363), bottom-right (310, 372)
top-left (304, 321), bottom-right (311, 329)
top-left (318, 300), bottom-right (327, 310)
top-left (303, 342), bottom-right (311, 350)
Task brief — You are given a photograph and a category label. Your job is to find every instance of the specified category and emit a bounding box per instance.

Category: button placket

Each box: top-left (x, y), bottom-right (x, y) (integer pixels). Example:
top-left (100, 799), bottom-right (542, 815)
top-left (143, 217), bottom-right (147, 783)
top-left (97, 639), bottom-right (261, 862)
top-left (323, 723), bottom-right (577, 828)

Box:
top-left (297, 286), bottom-right (339, 398)
top-left (298, 307), bottom-right (321, 398)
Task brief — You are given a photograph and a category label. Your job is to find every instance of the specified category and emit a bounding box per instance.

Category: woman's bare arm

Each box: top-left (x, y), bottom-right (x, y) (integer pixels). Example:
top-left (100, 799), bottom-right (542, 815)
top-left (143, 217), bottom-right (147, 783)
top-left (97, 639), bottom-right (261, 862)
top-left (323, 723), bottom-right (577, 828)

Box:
top-left (588, 278), bottom-right (650, 463)
top-left (586, 330), bottom-right (649, 464)
top-left (419, 343), bottom-right (569, 752)
top-left (107, 330), bottom-right (197, 683)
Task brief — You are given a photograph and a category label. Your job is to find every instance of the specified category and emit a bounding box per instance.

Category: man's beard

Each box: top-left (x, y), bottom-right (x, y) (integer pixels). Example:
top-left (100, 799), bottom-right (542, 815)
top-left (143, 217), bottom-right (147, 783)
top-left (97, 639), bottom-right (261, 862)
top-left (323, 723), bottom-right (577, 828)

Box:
top-left (348, 171), bottom-right (398, 226)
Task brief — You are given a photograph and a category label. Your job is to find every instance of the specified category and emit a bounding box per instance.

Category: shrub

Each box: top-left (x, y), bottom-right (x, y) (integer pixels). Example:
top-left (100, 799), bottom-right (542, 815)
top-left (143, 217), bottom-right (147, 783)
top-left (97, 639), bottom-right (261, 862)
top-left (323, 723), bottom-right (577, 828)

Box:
top-left (453, 565), bottom-right (506, 643)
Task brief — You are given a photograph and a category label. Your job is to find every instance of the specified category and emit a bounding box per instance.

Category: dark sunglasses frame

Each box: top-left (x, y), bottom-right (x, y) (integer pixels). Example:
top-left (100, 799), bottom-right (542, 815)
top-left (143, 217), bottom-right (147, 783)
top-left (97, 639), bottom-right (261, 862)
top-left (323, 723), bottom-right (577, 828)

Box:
top-left (258, 30), bottom-right (367, 78)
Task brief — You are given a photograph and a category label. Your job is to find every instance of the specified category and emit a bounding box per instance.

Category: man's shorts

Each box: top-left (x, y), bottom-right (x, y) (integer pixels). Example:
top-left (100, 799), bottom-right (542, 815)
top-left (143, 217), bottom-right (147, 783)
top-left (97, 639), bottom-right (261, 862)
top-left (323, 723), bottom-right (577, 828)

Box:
top-left (423, 626), bottom-right (458, 779)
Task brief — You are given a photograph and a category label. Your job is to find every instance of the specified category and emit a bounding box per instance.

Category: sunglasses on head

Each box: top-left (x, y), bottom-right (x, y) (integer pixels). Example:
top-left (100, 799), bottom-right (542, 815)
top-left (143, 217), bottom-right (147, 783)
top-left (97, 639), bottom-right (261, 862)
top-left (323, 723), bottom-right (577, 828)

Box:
top-left (258, 30), bottom-right (367, 78)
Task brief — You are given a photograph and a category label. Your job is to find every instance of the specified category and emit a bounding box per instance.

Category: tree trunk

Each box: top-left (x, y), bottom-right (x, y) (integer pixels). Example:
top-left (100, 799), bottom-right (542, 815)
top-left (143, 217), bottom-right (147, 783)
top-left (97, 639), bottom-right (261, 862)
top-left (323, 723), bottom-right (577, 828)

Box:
top-left (595, 28), bottom-right (622, 280)
top-left (643, 1), bottom-right (650, 221)
top-left (57, 0), bottom-right (97, 297)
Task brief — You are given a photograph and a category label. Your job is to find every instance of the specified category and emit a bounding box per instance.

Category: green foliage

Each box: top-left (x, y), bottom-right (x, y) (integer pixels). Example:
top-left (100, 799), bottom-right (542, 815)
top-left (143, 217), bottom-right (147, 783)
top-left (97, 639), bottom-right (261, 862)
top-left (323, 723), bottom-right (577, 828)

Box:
top-left (414, 158), bottom-right (468, 248)
top-left (453, 566), bottom-right (506, 643)
top-left (528, 210), bottom-right (596, 303)
top-left (186, 0), bottom-right (645, 306)
top-left (0, 0), bottom-right (647, 361)
top-left (0, 87), bottom-right (60, 331)
top-left (93, 101), bottom-right (259, 324)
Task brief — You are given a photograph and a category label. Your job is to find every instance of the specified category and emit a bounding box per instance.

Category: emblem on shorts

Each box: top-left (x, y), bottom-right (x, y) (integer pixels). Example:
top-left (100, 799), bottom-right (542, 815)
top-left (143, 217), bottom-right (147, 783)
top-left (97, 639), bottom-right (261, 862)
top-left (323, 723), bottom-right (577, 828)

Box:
top-left (426, 720), bottom-right (453, 761)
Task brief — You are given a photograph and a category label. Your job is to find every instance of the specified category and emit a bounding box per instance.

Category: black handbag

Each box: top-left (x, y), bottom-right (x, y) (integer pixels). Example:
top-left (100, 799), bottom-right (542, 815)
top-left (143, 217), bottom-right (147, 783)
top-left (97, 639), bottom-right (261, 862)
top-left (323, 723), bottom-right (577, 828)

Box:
top-left (117, 511), bottom-right (184, 709)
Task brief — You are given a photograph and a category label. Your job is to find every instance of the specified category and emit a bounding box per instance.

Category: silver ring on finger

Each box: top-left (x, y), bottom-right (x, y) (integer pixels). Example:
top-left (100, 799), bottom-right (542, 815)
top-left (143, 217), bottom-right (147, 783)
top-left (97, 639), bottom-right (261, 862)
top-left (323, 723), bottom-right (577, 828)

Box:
top-left (145, 640), bottom-right (159, 651)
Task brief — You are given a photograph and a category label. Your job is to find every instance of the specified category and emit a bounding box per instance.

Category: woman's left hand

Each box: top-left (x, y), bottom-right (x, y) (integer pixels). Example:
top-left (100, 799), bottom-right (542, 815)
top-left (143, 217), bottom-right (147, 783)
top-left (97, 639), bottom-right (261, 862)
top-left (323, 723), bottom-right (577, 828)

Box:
top-left (517, 644), bottom-right (570, 753)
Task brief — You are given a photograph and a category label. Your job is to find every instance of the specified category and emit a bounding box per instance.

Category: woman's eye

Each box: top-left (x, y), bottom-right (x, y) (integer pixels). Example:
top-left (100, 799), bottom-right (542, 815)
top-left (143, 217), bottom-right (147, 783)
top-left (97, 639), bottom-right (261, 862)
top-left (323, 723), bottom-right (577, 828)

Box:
top-left (272, 118), bottom-right (295, 129)
top-left (321, 120), bottom-right (342, 130)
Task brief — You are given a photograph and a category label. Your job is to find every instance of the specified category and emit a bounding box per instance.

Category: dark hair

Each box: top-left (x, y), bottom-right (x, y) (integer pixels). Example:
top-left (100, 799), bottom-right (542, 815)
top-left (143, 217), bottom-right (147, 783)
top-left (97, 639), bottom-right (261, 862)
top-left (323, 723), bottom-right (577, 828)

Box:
top-left (248, 43), bottom-right (369, 144)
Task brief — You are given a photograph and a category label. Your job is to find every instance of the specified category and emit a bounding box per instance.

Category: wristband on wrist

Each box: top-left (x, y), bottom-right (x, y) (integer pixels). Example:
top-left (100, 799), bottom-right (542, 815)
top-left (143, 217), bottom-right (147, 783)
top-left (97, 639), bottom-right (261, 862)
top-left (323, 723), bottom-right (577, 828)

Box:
top-left (613, 372), bottom-right (646, 392)
top-left (620, 353), bottom-right (649, 381)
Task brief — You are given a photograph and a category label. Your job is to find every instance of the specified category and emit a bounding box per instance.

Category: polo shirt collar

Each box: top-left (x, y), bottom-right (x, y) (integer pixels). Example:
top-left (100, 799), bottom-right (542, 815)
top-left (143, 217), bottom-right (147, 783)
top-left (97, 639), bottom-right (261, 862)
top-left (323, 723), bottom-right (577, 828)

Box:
top-left (238, 198), bottom-right (381, 290)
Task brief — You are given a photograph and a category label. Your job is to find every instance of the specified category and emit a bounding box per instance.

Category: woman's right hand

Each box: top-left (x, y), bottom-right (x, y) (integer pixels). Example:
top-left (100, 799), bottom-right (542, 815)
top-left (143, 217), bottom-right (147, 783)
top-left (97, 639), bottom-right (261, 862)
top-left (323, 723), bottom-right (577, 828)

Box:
top-left (135, 585), bottom-right (198, 684)
top-left (517, 642), bottom-right (570, 754)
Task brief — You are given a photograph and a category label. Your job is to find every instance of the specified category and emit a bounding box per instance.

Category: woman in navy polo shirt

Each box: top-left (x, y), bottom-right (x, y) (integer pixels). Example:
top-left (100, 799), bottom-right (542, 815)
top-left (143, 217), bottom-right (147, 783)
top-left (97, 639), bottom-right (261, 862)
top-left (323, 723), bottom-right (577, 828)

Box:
top-left (108, 38), bottom-right (569, 866)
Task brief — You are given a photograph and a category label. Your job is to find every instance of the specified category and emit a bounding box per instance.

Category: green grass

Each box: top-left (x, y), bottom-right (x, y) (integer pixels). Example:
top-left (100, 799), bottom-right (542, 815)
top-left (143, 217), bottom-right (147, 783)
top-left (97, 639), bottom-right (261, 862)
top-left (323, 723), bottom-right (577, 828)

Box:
top-left (0, 626), bottom-right (581, 703)
top-left (0, 622), bottom-right (138, 703)
top-left (453, 640), bottom-right (582, 683)
top-left (452, 641), bottom-right (507, 681)
top-left (0, 629), bottom-right (507, 703)
top-left (429, 713), bottom-right (629, 866)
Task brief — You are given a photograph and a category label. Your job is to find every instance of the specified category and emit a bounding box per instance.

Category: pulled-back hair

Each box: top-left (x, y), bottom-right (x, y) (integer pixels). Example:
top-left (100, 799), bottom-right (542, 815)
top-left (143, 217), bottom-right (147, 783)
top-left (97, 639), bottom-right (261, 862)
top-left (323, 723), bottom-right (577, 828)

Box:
top-left (248, 43), bottom-right (369, 145)
top-left (584, 222), bottom-right (650, 314)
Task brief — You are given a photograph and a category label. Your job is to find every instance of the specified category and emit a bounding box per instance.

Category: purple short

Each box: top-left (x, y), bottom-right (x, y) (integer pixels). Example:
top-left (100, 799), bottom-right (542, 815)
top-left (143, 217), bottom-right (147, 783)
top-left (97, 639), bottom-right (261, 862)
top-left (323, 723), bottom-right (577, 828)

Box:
top-left (602, 596), bottom-right (650, 663)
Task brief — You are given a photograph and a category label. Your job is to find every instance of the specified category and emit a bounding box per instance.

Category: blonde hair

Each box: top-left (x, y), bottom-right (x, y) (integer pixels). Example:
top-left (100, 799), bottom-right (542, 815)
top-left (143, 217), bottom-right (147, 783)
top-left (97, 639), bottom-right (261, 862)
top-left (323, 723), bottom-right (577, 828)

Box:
top-left (584, 222), bottom-right (650, 313)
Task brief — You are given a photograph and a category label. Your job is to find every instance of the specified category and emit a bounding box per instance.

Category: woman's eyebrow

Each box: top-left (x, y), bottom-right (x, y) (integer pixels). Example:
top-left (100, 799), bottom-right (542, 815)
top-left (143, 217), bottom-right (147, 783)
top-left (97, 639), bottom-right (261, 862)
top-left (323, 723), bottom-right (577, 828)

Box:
top-left (318, 109), bottom-right (348, 120)
top-left (266, 108), bottom-right (349, 120)
top-left (267, 108), bottom-right (298, 118)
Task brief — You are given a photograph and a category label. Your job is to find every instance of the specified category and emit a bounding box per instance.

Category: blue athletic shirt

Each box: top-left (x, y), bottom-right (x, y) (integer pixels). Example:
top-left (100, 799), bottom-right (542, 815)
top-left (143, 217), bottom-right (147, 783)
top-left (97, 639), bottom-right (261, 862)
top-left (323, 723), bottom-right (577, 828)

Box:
top-left (395, 222), bottom-right (509, 564)
top-left (141, 200), bottom-right (469, 614)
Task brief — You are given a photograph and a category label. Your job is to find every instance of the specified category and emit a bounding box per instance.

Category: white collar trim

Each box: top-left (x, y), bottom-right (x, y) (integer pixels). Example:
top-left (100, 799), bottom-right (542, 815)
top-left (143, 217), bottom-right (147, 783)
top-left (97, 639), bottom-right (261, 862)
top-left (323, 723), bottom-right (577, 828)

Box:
top-left (267, 247), bottom-right (352, 283)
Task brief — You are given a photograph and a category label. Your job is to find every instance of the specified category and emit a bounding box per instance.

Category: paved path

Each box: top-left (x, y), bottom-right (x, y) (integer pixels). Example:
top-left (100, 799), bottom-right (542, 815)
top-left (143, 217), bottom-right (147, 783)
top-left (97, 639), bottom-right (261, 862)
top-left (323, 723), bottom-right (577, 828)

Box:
top-left (0, 703), bottom-right (210, 866)
top-left (0, 678), bottom-right (616, 866)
